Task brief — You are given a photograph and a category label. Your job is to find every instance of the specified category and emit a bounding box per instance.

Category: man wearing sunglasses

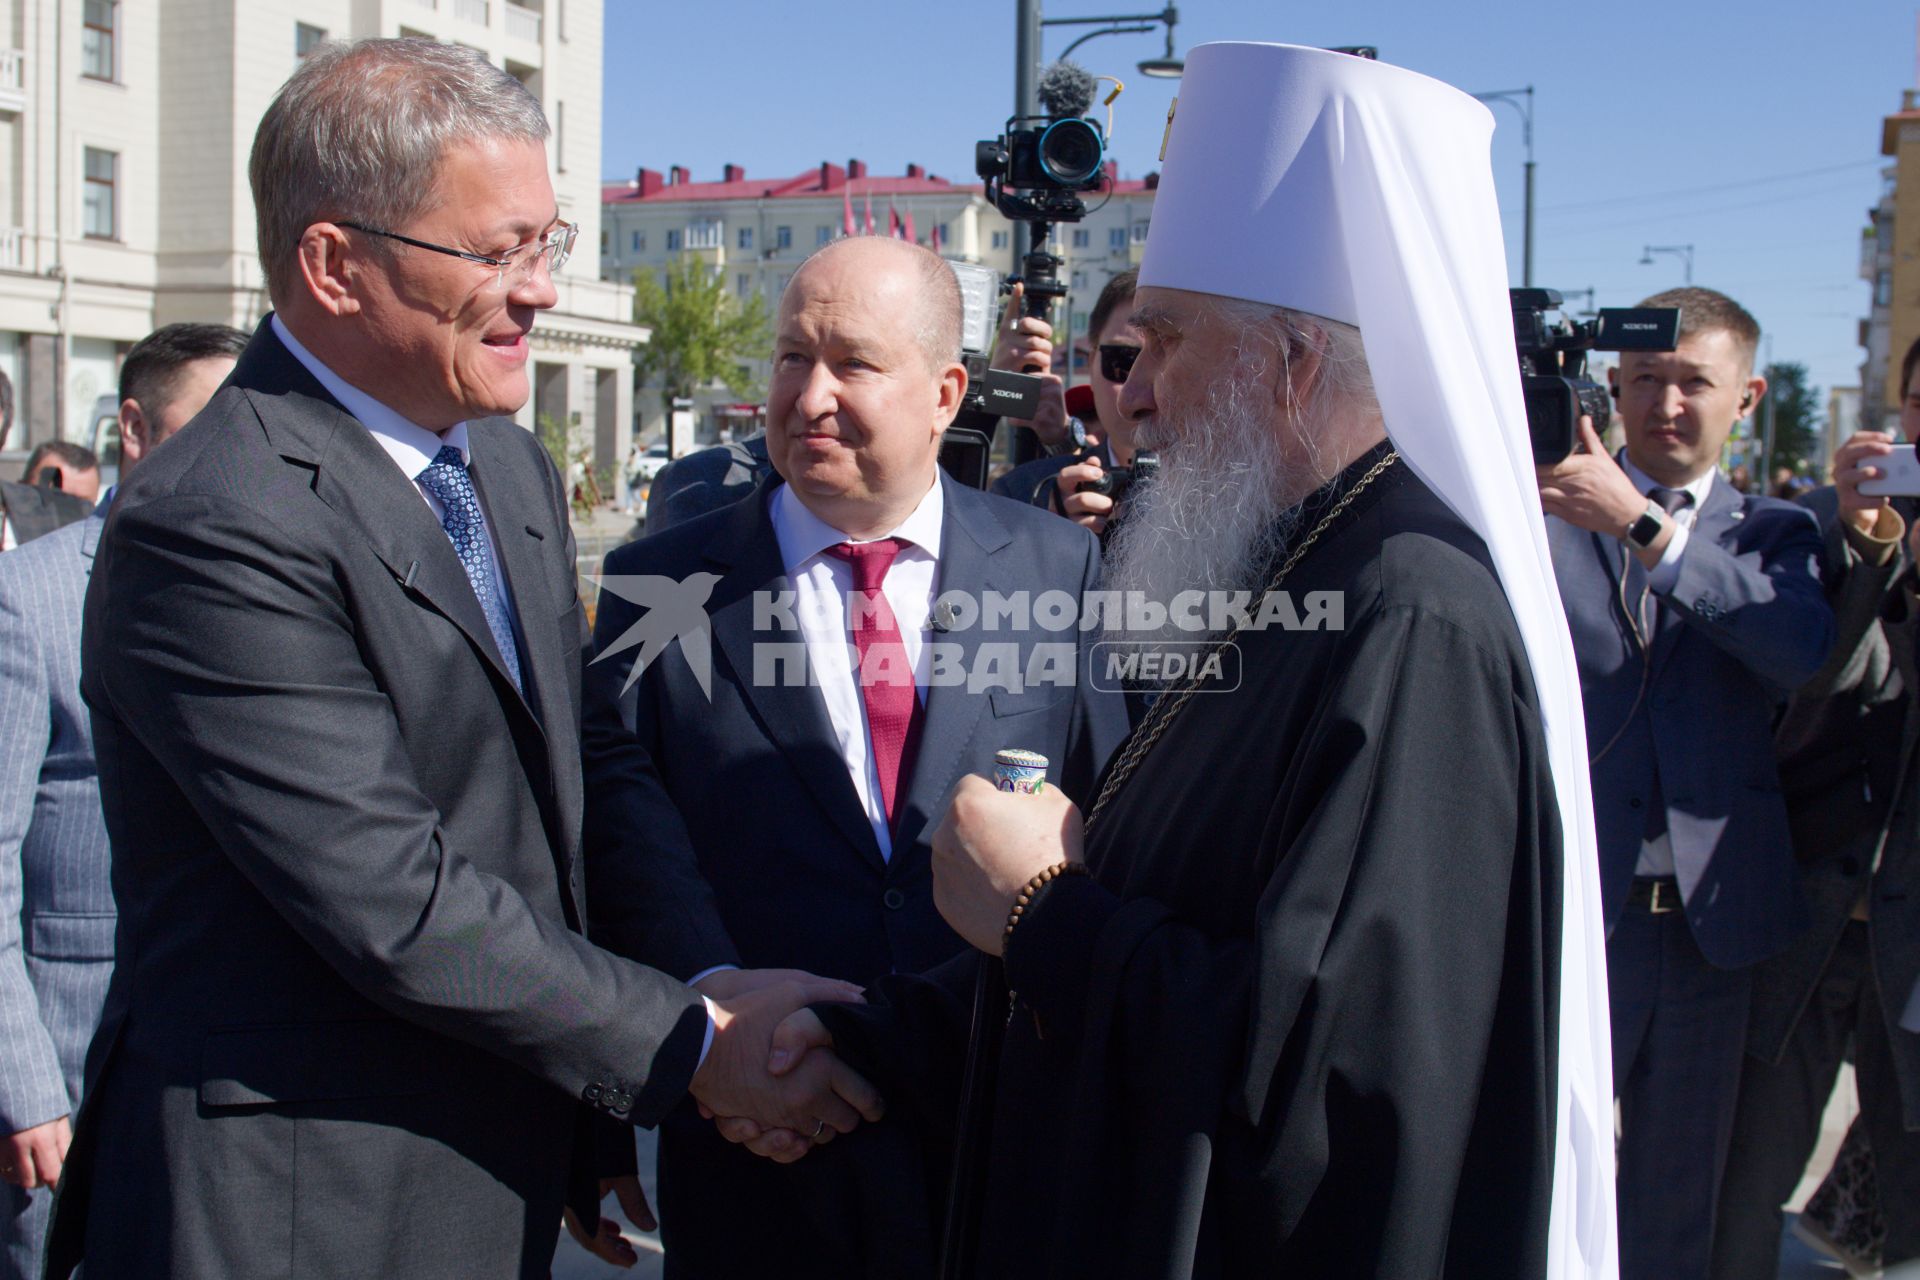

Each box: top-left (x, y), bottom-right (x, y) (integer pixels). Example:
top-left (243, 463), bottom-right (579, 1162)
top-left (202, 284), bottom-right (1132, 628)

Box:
top-left (991, 271), bottom-right (1145, 534)
top-left (46, 38), bottom-right (877, 1280)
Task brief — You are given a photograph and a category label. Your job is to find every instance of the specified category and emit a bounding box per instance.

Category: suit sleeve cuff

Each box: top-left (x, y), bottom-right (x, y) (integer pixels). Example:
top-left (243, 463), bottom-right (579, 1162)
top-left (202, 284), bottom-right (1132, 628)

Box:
top-left (1844, 506), bottom-right (1905, 566)
top-left (1646, 520), bottom-right (1689, 594)
top-left (696, 995), bottom-right (718, 1070)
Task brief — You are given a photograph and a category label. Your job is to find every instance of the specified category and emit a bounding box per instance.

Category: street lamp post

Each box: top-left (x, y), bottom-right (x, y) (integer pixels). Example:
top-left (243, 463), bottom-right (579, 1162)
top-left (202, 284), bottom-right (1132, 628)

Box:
top-left (1472, 86), bottom-right (1535, 287)
top-left (1640, 243), bottom-right (1695, 284)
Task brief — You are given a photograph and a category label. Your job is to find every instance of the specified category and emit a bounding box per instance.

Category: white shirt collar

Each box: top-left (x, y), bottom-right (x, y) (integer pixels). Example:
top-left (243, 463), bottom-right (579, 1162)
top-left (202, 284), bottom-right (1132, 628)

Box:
top-left (1619, 452), bottom-right (1716, 509)
top-left (271, 313), bottom-right (470, 478)
top-left (769, 472), bottom-right (946, 572)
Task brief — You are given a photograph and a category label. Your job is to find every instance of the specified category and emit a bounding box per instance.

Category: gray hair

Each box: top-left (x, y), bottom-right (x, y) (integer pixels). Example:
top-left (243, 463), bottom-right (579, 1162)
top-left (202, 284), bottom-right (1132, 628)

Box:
top-left (1208, 297), bottom-right (1377, 428)
top-left (792, 237), bottom-right (962, 372)
top-left (249, 38), bottom-right (548, 304)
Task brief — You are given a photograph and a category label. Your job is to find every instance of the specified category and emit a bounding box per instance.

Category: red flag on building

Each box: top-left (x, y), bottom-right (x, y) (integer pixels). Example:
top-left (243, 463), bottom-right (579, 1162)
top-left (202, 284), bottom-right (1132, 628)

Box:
top-left (930, 220), bottom-right (943, 253)
top-left (888, 199), bottom-right (902, 239)
top-left (842, 181), bottom-right (856, 238)
top-left (863, 191), bottom-right (875, 236)
top-left (903, 205), bottom-right (917, 244)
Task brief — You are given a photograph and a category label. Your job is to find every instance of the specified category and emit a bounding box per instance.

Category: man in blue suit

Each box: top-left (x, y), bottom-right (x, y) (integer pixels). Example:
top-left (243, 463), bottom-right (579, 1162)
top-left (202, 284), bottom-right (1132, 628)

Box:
top-left (0, 323), bottom-right (244, 1278)
top-left (1538, 286), bottom-right (1833, 1280)
top-left (583, 235), bottom-right (1128, 1277)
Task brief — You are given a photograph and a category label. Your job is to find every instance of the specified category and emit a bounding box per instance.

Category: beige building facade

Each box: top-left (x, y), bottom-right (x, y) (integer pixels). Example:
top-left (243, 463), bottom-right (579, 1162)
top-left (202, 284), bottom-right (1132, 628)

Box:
top-left (601, 159), bottom-right (1156, 446)
top-left (0, 0), bottom-right (642, 472)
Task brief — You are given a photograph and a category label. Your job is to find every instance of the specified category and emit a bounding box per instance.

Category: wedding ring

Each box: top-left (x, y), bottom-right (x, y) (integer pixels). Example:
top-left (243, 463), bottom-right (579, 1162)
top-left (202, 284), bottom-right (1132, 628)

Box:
top-left (810, 1119), bottom-right (826, 1141)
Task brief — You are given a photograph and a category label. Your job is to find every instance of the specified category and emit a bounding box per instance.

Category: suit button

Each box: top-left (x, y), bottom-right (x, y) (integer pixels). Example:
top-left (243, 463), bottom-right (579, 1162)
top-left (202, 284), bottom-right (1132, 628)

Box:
top-left (1628, 797), bottom-right (1643, 809)
top-left (583, 1083), bottom-right (603, 1102)
top-left (882, 888), bottom-right (906, 911)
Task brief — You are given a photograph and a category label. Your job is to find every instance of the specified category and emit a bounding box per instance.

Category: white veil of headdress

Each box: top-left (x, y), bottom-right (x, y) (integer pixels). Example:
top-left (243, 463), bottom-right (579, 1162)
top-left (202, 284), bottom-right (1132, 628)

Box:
top-left (1138, 41), bottom-right (1617, 1278)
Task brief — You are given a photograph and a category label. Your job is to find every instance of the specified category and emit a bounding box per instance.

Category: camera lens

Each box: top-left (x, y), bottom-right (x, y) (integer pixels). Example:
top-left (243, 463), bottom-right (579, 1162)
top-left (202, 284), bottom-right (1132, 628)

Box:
top-left (1038, 119), bottom-right (1103, 186)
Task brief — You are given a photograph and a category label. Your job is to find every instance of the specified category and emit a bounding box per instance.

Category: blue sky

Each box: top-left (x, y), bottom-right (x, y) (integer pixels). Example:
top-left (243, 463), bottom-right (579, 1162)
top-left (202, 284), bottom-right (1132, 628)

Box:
top-left (604, 1), bottom-right (1918, 403)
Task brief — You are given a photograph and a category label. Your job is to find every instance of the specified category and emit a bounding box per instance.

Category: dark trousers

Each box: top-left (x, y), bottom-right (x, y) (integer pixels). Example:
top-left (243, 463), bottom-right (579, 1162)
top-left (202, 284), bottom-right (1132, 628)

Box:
top-left (1711, 921), bottom-right (1920, 1278)
top-left (1609, 900), bottom-right (1754, 1280)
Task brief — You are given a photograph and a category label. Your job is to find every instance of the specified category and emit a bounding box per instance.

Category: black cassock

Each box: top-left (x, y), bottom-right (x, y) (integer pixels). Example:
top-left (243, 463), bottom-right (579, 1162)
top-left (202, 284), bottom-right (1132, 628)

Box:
top-left (821, 446), bottom-right (1562, 1279)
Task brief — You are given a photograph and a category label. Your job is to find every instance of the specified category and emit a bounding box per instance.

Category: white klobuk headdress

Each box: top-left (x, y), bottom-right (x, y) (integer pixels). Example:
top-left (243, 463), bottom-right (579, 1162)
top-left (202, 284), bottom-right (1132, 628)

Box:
top-left (1141, 42), bottom-right (1617, 1279)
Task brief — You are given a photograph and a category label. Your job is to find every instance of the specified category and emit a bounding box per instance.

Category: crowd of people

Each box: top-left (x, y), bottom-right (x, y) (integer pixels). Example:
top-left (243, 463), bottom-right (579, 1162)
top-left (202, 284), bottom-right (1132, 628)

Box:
top-left (0, 31), bottom-right (1913, 1280)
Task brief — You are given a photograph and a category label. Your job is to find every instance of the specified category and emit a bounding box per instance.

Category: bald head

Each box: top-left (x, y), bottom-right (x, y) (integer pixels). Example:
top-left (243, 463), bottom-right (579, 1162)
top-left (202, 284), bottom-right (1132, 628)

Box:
top-left (786, 236), bottom-right (962, 373)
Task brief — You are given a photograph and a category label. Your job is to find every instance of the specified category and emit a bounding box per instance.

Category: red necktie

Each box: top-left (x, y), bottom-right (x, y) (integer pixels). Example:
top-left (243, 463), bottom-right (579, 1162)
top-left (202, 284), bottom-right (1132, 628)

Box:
top-left (826, 538), bottom-right (919, 827)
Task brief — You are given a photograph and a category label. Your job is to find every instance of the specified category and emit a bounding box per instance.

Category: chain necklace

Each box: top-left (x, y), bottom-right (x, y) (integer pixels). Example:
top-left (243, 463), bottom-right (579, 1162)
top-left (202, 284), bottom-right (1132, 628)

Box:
top-left (1084, 448), bottom-right (1400, 835)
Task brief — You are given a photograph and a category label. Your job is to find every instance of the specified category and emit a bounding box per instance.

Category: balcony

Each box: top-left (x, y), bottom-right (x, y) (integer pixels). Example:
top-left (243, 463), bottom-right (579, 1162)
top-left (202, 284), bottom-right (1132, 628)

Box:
top-left (505, 3), bottom-right (541, 43)
top-left (0, 49), bottom-right (25, 115)
top-left (454, 0), bottom-right (489, 26)
top-left (0, 227), bottom-right (25, 271)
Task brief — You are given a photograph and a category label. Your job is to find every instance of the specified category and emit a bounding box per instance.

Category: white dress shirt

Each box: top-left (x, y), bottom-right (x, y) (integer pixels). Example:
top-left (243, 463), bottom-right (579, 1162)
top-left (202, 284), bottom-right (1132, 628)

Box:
top-left (271, 315), bottom-right (517, 623)
top-left (769, 476), bottom-right (944, 863)
top-left (1619, 456), bottom-right (1718, 877)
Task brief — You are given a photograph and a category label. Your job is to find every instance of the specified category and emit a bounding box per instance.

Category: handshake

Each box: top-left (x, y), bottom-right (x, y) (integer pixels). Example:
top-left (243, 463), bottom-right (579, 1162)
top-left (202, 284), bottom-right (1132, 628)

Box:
top-left (686, 967), bottom-right (878, 1164)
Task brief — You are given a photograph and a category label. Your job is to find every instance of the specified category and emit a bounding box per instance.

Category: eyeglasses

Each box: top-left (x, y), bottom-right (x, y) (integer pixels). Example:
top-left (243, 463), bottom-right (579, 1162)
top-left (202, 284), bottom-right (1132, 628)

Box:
top-left (338, 219), bottom-right (577, 290)
top-left (1098, 343), bottom-right (1141, 383)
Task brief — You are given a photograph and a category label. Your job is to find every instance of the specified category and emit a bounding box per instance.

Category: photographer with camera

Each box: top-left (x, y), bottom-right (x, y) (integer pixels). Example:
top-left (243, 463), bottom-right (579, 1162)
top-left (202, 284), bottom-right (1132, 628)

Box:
top-left (1538, 285), bottom-right (1832, 1280)
top-left (991, 272), bottom-right (1149, 531)
top-left (1710, 335), bottom-right (1920, 1279)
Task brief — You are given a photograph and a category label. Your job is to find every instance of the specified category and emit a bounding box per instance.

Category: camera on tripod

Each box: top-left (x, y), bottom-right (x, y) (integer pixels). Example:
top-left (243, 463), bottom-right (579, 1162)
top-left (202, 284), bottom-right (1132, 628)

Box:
top-left (1513, 288), bottom-right (1680, 464)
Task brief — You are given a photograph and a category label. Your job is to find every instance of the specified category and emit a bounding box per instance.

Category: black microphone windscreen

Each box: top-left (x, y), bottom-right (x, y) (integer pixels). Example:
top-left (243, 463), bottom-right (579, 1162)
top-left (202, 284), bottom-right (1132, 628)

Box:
top-left (1037, 60), bottom-right (1097, 120)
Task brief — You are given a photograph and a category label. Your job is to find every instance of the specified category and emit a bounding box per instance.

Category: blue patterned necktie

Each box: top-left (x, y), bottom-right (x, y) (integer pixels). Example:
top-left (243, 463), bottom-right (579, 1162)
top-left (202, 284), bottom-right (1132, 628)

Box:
top-left (416, 445), bottom-right (522, 691)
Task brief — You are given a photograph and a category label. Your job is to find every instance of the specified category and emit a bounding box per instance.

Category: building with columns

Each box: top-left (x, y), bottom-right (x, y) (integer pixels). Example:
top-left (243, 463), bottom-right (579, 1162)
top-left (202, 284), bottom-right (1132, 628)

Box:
top-left (0, 0), bottom-right (642, 474)
top-left (601, 158), bottom-right (1157, 446)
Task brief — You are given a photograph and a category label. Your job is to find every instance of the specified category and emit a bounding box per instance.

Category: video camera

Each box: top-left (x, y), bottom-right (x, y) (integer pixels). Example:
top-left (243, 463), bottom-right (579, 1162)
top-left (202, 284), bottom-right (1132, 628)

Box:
top-left (940, 61), bottom-right (1112, 487)
top-left (1513, 288), bottom-right (1681, 464)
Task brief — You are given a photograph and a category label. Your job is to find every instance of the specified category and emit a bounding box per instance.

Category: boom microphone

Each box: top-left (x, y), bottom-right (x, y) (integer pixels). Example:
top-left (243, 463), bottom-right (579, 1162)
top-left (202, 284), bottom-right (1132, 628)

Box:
top-left (1037, 60), bottom-right (1097, 120)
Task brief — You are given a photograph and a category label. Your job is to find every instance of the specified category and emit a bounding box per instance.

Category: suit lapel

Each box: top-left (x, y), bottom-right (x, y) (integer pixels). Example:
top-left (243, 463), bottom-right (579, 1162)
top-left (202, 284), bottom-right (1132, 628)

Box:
top-left (1650, 475), bottom-right (1739, 676)
top-left (705, 486), bottom-right (885, 868)
top-left (241, 326), bottom-right (535, 712)
top-left (893, 479), bottom-right (1011, 852)
top-left (467, 423), bottom-right (562, 731)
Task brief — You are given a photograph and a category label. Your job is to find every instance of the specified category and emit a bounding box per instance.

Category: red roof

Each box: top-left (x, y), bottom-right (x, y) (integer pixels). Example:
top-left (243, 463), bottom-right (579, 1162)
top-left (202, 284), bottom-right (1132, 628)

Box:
top-left (602, 162), bottom-right (1155, 205)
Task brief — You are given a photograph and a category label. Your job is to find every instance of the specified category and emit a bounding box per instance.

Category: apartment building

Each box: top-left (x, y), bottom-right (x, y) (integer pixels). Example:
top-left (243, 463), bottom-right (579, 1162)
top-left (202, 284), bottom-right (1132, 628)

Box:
top-left (0, 0), bottom-right (644, 471)
top-left (601, 158), bottom-right (1156, 444)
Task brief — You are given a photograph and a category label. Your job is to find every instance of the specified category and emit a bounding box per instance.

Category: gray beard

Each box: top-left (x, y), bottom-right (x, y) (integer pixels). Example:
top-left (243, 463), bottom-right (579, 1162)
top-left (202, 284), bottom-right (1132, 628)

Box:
top-left (1102, 376), bottom-right (1320, 663)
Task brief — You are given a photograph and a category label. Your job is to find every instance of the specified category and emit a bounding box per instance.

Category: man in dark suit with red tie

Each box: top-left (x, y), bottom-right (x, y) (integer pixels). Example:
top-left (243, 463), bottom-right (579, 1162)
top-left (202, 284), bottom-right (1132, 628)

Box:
top-left (584, 235), bottom-right (1129, 1277)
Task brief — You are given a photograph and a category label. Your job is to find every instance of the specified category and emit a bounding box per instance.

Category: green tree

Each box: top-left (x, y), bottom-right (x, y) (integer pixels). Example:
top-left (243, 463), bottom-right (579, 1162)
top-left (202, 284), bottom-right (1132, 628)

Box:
top-left (631, 253), bottom-right (772, 421)
top-left (1760, 360), bottom-right (1822, 478)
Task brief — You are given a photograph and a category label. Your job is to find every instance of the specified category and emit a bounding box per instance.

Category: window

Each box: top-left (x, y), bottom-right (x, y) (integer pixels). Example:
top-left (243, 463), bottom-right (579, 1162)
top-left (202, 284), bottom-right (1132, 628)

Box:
top-left (938, 223), bottom-right (950, 246)
top-left (83, 147), bottom-right (117, 239)
top-left (599, 229), bottom-right (609, 256)
top-left (1130, 220), bottom-right (1150, 244)
top-left (737, 273), bottom-right (751, 298)
top-left (687, 219), bottom-right (722, 249)
top-left (1109, 227), bottom-right (1127, 250)
top-left (631, 230), bottom-right (643, 253)
top-left (738, 226), bottom-right (753, 250)
top-left (816, 225), bottom-right (832, 246)
top-left (991, 230), bottom-right (1010, 250)
top-left (82, 0), bottom-right (117, 80)
top-left (665, 229), bottom-right (682, 252)
top-left (1071, 270), bottom-right (1087, 290)
top-left (1071, 228), bottom-right (1090, 248)
top-left (295, 22), bottom-right (327, 58)
top-left (775, 226), bottom-right (792, 250)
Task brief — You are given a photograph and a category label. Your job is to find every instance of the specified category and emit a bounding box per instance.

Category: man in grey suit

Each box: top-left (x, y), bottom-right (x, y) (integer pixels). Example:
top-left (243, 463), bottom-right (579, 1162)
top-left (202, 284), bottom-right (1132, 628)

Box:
top-left (1711, 336), bottom-right (1920, 1277)
top-left (44, 40), bottom-right (877, 1280)
top-left (1537, 286), bottom-right (1833, 1280)
top-left (0, 322), bottom-right (245, 1278)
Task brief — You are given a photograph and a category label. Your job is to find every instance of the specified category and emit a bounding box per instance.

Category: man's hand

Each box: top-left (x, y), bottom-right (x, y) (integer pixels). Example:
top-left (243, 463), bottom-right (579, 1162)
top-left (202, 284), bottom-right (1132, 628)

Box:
top-left (994, 285), bottom-right (1073, 453)
top-left (1834, 430), bottom-right (1898, 536)
top-left (561, 1175), bottom-right (656, 1268)
top-left (1056, 456), bottom-right (1116, 535)
top-left (693, 967), bottom-right (863, 1005)
top-left (689, 980), bottom-right (883, 1145)
top-left (707, 1009), bottom-right (842, 1164)
top-left (2, 1115), bottom-right (70, 1190)
top-left (932, 775), bottom-right (1084, 956)
top-left (1538, 419), bottom-right (1672, 567)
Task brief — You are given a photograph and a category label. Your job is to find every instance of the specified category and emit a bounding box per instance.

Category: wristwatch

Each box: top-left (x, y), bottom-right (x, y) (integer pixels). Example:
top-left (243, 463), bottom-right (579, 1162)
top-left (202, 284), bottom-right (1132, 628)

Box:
top-left (1624, 499), bottom-right (1667, 551)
